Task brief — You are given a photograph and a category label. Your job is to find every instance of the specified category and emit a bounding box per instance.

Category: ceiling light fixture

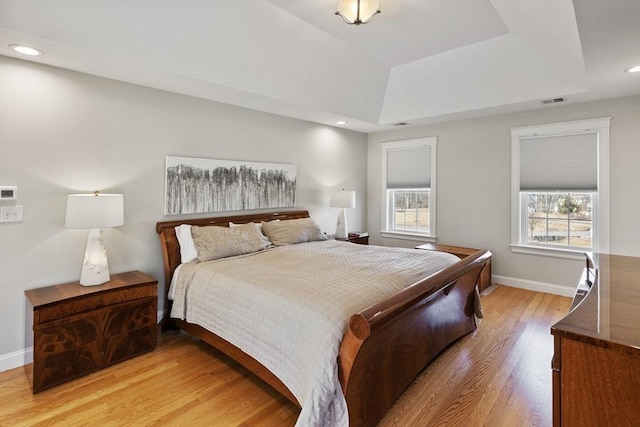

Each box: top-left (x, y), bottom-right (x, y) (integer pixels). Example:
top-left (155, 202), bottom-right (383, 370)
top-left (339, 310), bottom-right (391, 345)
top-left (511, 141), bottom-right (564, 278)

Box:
top-left (335, 0), bottom-right (380, 26)
top-left (9, 44), bottom-right (43, 56)
top-left (336, 121), bottom-right (347, 125)
top-left (625, 65), bottom-right (640, 73)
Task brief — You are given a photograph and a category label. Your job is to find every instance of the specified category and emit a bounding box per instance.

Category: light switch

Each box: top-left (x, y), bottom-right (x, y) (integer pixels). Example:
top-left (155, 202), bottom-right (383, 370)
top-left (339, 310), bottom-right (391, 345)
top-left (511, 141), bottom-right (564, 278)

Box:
top-left (0, 205), bottom-right (23, 223)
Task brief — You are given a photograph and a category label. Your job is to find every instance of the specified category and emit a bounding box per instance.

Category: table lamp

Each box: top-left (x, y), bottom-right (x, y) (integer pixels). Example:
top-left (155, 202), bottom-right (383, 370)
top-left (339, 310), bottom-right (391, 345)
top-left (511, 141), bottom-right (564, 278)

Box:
top-left (65, 192), bottom-right (124, 286)
top-left (330, 189), bottom-right (356, 239)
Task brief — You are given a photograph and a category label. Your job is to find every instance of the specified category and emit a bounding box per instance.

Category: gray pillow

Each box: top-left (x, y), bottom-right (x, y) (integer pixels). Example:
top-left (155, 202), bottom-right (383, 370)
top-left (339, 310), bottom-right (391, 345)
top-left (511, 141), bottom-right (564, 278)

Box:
top-left (228, 221), bottom-right (274, 248)
top-left (191, 222), bottom-right (267, 262)
top-left (262, 217), bottom-right (327, 246)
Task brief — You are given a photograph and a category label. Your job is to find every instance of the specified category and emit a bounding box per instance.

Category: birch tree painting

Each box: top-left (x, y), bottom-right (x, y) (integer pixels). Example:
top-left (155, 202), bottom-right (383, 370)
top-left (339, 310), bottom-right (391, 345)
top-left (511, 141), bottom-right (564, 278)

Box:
top-left (165, 156), bottom-right (297, 214)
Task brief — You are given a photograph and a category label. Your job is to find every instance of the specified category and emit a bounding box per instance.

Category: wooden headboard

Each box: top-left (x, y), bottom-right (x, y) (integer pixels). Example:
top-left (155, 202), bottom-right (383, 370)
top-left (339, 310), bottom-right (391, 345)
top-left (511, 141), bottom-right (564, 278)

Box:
top-left (155, 210), bottom-right (310, 325)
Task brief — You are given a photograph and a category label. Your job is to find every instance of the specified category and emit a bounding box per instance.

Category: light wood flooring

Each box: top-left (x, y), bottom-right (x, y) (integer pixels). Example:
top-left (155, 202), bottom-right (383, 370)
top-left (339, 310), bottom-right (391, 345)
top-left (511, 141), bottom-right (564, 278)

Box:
top-left (0, 285), bottom-right (571, 427)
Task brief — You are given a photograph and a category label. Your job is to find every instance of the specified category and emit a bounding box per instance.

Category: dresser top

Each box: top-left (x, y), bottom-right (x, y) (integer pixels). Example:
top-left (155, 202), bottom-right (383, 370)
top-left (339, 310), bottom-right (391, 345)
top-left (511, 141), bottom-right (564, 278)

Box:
top-left (25, 270), bottom-right (156, 308)
top-left (552, 253), bottom-right (640, 352)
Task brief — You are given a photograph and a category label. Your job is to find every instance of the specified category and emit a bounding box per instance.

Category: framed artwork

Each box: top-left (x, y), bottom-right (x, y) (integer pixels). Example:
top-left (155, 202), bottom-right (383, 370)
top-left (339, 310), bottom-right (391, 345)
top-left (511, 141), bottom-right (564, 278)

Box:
top-left (165, 156), bottom-right (297, 215)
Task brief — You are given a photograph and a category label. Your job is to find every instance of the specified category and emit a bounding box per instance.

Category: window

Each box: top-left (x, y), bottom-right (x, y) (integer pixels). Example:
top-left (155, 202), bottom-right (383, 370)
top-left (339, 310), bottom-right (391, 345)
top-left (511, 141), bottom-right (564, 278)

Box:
top-left (523, 192), bottom-right (593, 248)
top-left (511, 118), bottom-right (610, 258)
top-left (381, 137), bottom-right (437, 240)
top-left (391, 190), bottom-right (430, 233)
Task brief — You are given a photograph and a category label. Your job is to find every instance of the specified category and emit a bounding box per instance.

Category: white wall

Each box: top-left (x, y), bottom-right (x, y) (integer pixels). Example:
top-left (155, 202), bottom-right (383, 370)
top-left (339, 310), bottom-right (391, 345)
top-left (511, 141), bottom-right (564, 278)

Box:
top-left (368, 95), bottom-right (640, 294)
top-left (0, 56), bottom-right (367, 369)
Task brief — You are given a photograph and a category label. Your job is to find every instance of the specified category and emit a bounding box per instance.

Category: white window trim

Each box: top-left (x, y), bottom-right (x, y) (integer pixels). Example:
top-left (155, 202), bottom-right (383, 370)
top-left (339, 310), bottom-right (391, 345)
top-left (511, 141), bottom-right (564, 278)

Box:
top-left (510, 117), bottom-right (610, 259)
top-left (381, 137), bottom-right (437, 241)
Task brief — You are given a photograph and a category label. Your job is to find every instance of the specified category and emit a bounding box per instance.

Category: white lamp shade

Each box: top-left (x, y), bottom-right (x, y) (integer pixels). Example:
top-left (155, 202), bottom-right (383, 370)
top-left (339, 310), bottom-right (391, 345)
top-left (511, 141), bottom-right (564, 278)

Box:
top-left (336, 0), bottom-right (380, 25)
top-left (65, 193), bottom-right (123, 286)
top-left (65, 193), bottom-right (124, 229)
top-left (330, 190), bottom-right (356, 209)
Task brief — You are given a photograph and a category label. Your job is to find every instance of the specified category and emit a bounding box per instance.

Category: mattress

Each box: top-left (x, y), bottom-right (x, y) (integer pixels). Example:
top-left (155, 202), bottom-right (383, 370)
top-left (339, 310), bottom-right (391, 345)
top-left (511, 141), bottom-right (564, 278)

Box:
top-left (170, 239), bottom-right (459, 426)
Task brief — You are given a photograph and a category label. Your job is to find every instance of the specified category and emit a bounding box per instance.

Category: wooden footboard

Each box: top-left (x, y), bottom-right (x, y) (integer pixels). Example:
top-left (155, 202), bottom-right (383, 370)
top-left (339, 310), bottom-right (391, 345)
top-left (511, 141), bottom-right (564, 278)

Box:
top-left (340, 249), bottom-right (490, 427)
top-left (156, 212), bottom-right (490, 426)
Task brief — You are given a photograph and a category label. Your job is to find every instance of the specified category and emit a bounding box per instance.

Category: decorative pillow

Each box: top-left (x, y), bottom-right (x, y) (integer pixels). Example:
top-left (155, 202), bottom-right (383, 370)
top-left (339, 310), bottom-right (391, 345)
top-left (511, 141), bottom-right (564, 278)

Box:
top-left (175, 224), bottom-right (198, 263)
top-left (261, 217), bottom-right (328, 246)
top-left (228, 220), bottom-right (276, 248)
top-left (191, 222), bottom-right (267, 262)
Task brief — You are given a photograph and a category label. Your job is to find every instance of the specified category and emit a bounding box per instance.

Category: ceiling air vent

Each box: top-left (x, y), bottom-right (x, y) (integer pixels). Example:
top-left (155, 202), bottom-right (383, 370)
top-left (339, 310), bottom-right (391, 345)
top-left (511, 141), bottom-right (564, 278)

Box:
top-left (392, 122), bottom-right (409, 126)
top-left (541, 97), bottom-right (566, 105)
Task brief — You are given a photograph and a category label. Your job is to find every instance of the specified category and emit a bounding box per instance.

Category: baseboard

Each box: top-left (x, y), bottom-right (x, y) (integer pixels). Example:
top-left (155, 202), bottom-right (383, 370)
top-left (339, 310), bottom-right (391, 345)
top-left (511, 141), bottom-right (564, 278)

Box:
top-left (0, 346), bottom-right (32, 372)
top-left (0, 310), bottom-right (166, 373)
top-left (493, 275), bottom-right (575, 297)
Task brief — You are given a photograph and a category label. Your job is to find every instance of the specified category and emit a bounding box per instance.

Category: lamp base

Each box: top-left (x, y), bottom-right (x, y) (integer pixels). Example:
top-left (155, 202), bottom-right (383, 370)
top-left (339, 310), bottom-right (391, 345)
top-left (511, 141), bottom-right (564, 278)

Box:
top-left (335, 207), bottom-right (348, 239)
top-left (79, 229), bottom-right (111, 286)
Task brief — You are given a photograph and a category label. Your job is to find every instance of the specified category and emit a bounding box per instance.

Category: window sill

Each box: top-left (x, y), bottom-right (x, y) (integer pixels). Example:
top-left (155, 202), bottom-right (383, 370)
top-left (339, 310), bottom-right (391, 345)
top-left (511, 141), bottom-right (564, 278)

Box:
top-left (381, 231), bottom-right (437, 243)
top-left (510, 244), bottom-right (589, 261)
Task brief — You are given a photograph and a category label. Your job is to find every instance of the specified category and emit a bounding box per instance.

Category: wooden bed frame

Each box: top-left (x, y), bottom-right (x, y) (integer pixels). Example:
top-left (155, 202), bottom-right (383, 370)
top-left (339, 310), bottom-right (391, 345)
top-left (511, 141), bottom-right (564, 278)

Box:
top-left (156, 210), bottom-right (490, 427)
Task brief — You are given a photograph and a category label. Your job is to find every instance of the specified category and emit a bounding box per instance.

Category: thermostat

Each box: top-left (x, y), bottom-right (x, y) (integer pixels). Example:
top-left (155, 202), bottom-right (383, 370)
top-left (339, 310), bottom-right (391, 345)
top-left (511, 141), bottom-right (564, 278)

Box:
top-left (0, 186), bottom-right (18, 200)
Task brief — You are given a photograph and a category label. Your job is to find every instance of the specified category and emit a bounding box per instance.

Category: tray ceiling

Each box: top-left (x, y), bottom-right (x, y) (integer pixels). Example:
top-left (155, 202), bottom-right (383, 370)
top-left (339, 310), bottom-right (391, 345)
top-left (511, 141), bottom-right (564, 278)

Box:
top-left (1, 0), bottom-right (638, 132)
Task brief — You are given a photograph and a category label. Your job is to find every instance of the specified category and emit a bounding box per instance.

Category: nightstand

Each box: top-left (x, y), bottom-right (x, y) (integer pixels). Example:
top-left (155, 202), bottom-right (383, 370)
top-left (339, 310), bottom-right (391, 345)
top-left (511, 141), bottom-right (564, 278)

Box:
top-left (346, 235), bottom-right (369, 245)
top-left (415, 243), bottom-right (491, 292)
top-left (335, 234), bottom-right (369, 245)
top-left (24, 271), bottom-right (157, 393)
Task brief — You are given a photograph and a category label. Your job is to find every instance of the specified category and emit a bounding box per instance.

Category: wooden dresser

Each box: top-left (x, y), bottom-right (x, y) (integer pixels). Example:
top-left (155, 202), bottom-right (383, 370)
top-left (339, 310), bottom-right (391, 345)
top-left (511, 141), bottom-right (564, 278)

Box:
top-left (25, 271), bottom-right (158, 393)
top-left (551, 253), bottom-right (640, 426)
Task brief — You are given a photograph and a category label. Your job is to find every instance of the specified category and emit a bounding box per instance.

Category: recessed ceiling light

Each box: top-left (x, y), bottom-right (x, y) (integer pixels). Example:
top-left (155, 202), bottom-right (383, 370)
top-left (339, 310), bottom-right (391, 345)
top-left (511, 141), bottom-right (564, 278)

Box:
top-left (625, 65), bottom-right (640, 73)
top-left (9, 44), bottom-right (43, 56)
top-left (336, 121), bottom-right (347, 125)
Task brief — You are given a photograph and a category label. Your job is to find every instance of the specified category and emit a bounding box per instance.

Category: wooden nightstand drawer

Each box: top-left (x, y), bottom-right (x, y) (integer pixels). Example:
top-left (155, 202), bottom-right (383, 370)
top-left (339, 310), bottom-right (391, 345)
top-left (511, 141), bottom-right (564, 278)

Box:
top-left (103, 298), bottom-right (157, 336)
top-left (104, 325), bottom-right (157, 366)
top-left (25, 271), bottom-right (158, 393)
top-left (35, 283), bottom-right (156, 324)
top-left (32, 344), bottom-right (102, 392)
top-left (33, 314), bottom-right (101, 359)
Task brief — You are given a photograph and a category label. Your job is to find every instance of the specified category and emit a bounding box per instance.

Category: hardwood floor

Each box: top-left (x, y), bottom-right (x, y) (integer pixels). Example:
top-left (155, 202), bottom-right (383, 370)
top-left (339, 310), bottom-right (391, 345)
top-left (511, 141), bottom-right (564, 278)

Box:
top-left (0, 285), bottom-right (570, 427)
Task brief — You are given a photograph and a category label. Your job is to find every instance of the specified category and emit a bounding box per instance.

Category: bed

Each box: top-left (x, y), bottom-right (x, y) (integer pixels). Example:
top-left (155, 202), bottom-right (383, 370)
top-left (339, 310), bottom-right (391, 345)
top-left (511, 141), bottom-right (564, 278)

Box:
top-left (156, 210), bottom-right (490, 427)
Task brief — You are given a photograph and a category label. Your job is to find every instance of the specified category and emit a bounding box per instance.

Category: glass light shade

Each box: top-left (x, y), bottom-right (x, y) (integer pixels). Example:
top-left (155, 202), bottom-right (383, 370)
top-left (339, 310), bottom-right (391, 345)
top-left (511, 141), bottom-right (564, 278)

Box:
top-left (330, 190), bottom-right (356, 208)
top-left (65, 193), bottom-right (124, 229)
top-left (336, 0), bottom-right (380, 25)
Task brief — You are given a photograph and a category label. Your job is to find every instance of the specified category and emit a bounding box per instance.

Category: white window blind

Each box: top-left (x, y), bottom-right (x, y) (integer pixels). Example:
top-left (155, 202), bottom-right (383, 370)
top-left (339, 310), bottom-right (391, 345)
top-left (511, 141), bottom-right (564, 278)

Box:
top-left (387, 146), bottom-right (431, 189)
top-left (520, 133), bottom-right (597, 191)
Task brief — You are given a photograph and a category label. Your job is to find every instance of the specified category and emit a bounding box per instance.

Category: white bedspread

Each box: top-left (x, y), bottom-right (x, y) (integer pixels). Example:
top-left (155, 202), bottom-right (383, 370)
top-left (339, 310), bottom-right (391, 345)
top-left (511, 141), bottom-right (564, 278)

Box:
top-left (170, 240), bottom-right (459, 426)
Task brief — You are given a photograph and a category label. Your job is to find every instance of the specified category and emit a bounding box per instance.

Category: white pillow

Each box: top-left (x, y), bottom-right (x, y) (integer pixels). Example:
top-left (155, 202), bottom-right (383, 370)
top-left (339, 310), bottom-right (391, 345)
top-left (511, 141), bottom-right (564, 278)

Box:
top-left (174, 224), bottom-right (198, 263)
